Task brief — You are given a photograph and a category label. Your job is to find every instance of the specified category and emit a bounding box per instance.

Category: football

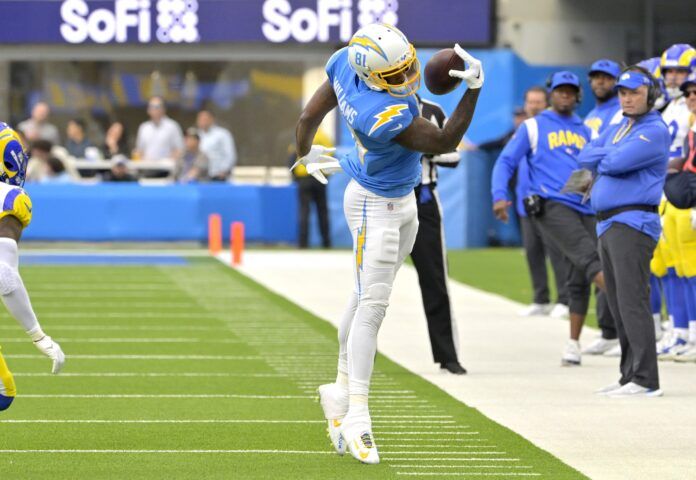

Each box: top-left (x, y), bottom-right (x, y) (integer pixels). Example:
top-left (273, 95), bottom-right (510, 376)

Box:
top-left (424, 48), bottom-right (465, 95)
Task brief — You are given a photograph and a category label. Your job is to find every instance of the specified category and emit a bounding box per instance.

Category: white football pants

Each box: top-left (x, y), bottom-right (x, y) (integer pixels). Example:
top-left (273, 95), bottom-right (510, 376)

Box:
top-left (337, 179), bottom-right (418, 396)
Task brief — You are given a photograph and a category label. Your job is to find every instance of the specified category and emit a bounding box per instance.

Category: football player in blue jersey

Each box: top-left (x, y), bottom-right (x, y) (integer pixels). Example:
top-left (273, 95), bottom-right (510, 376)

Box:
top-left (0, 124), bottom-right (65, 412)
top-left (293, 23), bottom-right (483, 464)
top-left (584, 59), bottom-right (622, 137)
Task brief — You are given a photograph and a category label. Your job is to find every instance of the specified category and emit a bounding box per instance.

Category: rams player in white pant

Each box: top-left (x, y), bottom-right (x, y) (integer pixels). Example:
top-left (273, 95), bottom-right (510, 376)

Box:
top-left (0, 124), bottom-right (65, 412)
top-left (293, 24), bottom-right (483, 464)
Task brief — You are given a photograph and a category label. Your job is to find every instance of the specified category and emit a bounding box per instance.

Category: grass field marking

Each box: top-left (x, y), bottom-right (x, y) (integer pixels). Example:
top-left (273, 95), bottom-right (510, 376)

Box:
top-left (389, 458), bottom-right (520, 462)
top-left (8, 354), bottom-right (265, 360)
top-left (19, 394), bottom-right (315, 399)
top-left (379, 432), bottom-right (480, 436)
top-left (391, 465), bottom-right (534, 469)
top-left (0, 450), bottom-right (334, 455)
top-left (0, 325), bottom-right (222, 331)
top-left (377, 439), bottom-right (489, 443)
top-left (369, 421), bottom-right (457, 425)
top-left (380, 451), bottom-right (505, 455)
top-left (381, 446), bottom-right (498, 449)
top-left (0, 338), bottom-right (210, 344)
top-left (394, 473), bottom-right (541, 477)
top-left (372, 415), bottom-right (453, 419)
top-left (13, 372), bottom-right (286, 378)
top-left (0, 419), bottom-right (326, 424)
top-left (380, 426), bottom-right (467, 430)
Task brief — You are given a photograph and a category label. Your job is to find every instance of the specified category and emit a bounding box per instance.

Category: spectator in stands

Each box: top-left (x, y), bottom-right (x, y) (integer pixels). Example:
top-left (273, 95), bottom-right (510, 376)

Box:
top-left (65, 119), bottom-right (93, 159)
top-left (102, 155), bottom-right (137, 182)
top-left (134, 96), bottom-right (183, 162)
top-left (39, 157), bottom-right (73, 184)
top-left (178, 127), bottom-right (209, 183)
top-left (17, 101), bottom-right (60, 145)
top-left (101, 120), bottom-right (129, 159)
top-left (196, 109), bottom-right (236, 181)
top-left (25, 140), bottom-right (53, 183)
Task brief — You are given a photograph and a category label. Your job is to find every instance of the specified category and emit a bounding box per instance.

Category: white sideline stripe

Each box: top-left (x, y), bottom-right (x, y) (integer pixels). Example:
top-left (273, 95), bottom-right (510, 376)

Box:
top-left (382, 446), bottom-right (497, 449)
top-left (19, 394), bottom-right (314, 399)
top-left (0, 450), bottom-right (333, 455)
top-left (389, 458), bottom-right (520, 462)
top-left (381, 452), bottom-right (504, 455)
top-left (14, 373), bottom-right (285, 378)
top-left (0, 420), bottom-right (324, 424)
top-left (377, 439), bottom-right (488, 443)
top-left (392, 465), bottom-right (532, 469)
top-left (1, 338), bottom-right (202, 344)
top-left (379, 432), bottom-right (479, 436)
top-left (8, 355), bottom-right (263, 360)
top-left (374, 421), bottom-right (456, 425)
top-left (0, 325), bottom-right (219, 331)
top-left (395, 473), bottom-right (541, 477)
top-left (373, 416), bottom-right (453, 419)
top-left (379, 426), bottom-right (465, 429)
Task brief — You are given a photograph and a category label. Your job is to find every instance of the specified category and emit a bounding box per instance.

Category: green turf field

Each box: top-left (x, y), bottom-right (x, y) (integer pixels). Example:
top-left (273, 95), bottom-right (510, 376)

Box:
top-left (447, 248), bottom-right (598, 328)
top-left (0, 255), bottom-right (587, 479)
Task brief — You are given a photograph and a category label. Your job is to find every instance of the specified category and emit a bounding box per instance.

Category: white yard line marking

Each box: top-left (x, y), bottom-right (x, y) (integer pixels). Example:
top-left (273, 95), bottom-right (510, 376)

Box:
top-left (0, 449), bottom-right (333, 455)
top-left (378, 432), bottom-right (479, 436)
top-left (382, 452), bottom-right (505, 455)
top-left (382, 446), bottom-right (498, 449)
top-left (0, 325), bottom-right (220, 331)
top-left (391, 466), bottom-right (533, 469)
top-left (388, 458), bottom-right (520, 462)
top-left (395, 473), bottom-right (541, 477)
top-left (8, 355), bottom-right (263, 360)
top-left (19, 394), bottom-right (314, 399)
top-left (13, 373), bottom-right (285, 378)
top-left (1, 338), bottom-right (205, 343)
top-left (0, 420), bottom-right (324, 424)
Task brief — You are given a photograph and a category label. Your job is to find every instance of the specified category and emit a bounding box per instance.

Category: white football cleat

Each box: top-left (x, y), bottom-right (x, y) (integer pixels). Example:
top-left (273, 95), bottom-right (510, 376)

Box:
top-left (341, 414), bottom-right (379, 464)
top-left (582, 336), bottom-right (619, 355)
top-left (657, 335), bottom-right (689, 361)
top-left (549, 303), bottom-right (570, 319)
top-left (317, 383), bottom-right (348, 455)
top-left (561, 339), bottom-right (581, 366)
top-left (595, 382), bottom-right (622, 395)
top-left (518, 303), bottom-right (551, 317)
top-left (603, 343), bottom-right (622, 357)
top-left (607, 381), bottom-right (663, 398)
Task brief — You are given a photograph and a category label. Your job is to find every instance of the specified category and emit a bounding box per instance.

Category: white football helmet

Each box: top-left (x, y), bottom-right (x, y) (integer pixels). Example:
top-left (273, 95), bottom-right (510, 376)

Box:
top-left (347, 23), bottom-right (420, 98)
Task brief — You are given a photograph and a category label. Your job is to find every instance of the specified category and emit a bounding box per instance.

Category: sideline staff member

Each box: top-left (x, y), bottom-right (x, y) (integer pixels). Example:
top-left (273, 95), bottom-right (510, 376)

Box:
top-left (579, 67), bottom-right (669, 397)
top-left (492, 71), bottom-right (606, 367)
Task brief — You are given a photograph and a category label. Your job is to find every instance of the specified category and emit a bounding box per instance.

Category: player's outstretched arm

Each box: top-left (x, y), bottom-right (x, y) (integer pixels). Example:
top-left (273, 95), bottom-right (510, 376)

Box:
top-left (295, 80), bottom-right (338, 158)
top-left (0, 217), bottom-right (65, 374)
top-left (395, 45), bottom-right (483, 155)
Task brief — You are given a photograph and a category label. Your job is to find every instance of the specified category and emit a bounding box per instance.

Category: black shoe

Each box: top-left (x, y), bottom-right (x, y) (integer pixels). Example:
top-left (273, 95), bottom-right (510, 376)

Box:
top-left (440, 362), bottom-right (467, 375)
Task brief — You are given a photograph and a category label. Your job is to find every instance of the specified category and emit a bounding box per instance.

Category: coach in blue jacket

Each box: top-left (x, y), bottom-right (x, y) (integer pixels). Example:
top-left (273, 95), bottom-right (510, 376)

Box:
top-left (492, 71), bottom-right (610, 367)
top-left (579, 67), bottom-right (670, 397)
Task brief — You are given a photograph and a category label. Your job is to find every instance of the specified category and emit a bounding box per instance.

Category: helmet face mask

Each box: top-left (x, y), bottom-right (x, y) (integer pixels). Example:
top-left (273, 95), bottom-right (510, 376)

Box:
top-left (348, 23), bottom-right (421, 98)
top-left (0, 127), bottom-right (29, 188)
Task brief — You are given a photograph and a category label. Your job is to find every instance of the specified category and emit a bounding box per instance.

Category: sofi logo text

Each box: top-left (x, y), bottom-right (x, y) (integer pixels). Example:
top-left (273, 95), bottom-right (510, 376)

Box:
top-left (60, 0), bottom-right (199, 44)
top-left (262, 0), bottom-right (399, 43)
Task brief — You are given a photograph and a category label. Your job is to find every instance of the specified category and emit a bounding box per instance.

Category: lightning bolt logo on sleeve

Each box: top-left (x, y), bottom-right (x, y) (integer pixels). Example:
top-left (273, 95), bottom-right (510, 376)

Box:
top-left (368, 104), bottom-right (408, 136)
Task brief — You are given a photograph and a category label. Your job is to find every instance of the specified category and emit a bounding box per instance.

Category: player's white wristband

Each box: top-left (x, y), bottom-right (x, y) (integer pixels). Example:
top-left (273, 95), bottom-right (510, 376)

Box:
top-left (27, 326), bottom-right (46, 342)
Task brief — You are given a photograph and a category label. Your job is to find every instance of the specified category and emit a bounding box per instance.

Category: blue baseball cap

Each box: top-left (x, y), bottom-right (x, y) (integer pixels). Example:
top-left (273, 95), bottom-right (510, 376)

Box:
top-left (548, 71), bottom-right (581, 91)
top-left (589, 59), bottom-right (621, 78)
top-left (615, 70), bottom-right (652, 90)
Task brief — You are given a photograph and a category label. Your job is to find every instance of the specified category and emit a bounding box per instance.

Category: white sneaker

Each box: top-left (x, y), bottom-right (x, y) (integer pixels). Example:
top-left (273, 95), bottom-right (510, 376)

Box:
top-left (595, 382), bottom-right (622, 395)
top-left (518, 303), bottom-right (552, 317)
top-left (603, 343), bottom-right (622, 357)
top-left (341, 413), bottom-right (379, 464)
top-left (658, 335), bottom-right (689, 361)
top-left (582, 337), bottom-right (619, 355)
top-left (561, 340), bottom-right (581, 366)
top-left (317, 383), bottom-right (348, 455)
top-left (607, 381), bottom-right (663, 398)
top-left (549, 303), bottom-right (570, 319)
top-left (674, 344), bottom-right (696, 363)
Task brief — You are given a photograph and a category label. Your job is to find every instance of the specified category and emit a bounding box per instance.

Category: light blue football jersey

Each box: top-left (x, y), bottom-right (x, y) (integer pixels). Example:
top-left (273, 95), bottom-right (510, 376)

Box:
top-left (326, 48), bottom-right (421, 198)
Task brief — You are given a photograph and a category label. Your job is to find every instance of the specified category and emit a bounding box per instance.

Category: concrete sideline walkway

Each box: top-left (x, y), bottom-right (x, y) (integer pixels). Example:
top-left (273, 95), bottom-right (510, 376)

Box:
top-left (220, 250), bottom-right (696, 480)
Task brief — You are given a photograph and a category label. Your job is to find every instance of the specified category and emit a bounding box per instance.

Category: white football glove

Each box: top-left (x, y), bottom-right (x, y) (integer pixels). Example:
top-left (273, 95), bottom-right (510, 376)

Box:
top-left (290, 145), bottom-right (339, 184)
top-left (305, 160), bottom-right (342, 185)
top-left (448, 44), bottom-right (484, 89)
top-left (32, 334), bottom-right (65, 374)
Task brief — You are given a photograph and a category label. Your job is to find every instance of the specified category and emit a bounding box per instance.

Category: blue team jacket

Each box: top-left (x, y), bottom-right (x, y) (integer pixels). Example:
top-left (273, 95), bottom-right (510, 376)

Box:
top-left (584, 95), bottom-right (622, 136)
top-left (578, 110), bottom-right (670, 241)
top-left (491, 110), bottom-right (594, 215)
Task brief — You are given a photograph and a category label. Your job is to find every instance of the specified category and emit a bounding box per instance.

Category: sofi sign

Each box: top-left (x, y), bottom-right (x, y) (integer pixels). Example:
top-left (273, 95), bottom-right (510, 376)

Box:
top-left (261, 0), bottom-right (398, 43)
top-left (0, 0), bottom-right (491, 45)
top-left (60, 0), bottom-right (199, 44)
